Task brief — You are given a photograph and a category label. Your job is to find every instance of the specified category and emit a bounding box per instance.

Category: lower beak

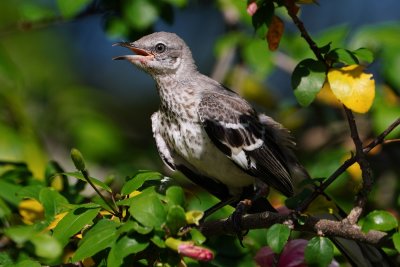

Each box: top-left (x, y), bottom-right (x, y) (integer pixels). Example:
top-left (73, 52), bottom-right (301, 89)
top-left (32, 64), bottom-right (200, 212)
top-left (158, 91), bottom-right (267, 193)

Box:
top-left (112, 42), bottom-right (153, 61)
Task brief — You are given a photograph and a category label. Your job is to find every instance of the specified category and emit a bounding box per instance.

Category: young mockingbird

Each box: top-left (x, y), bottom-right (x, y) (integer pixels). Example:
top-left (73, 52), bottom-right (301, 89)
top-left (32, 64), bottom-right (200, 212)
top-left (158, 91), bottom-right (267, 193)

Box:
top-left (113, 31), bottom-right (305, 214)
top-left (113, 32), bottom-right (392, 266)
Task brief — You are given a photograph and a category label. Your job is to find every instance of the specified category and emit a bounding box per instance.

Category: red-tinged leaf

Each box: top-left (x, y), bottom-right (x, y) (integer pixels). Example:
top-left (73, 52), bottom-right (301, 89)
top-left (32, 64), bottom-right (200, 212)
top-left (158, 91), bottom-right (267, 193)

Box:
top-left (267, 15), bottom-right (285, 51)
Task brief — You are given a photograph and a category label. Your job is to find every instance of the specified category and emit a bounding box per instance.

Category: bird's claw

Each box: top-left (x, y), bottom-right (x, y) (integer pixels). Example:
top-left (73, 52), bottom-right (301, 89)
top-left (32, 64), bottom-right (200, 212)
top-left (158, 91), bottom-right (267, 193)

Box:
top-left (229, 199), bottom-right (252, 247)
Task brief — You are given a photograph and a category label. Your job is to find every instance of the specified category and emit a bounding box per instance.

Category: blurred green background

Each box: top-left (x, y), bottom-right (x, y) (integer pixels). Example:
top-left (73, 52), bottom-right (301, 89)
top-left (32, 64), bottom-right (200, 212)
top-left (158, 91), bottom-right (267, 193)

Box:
top-left (0, 0), bottom-right (399, 214)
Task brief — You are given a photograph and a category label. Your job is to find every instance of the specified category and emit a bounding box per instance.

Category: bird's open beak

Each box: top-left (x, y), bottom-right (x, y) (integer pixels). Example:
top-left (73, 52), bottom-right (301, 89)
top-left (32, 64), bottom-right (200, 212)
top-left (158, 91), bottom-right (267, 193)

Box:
top-left (112, 42), bottom-right (154, 61)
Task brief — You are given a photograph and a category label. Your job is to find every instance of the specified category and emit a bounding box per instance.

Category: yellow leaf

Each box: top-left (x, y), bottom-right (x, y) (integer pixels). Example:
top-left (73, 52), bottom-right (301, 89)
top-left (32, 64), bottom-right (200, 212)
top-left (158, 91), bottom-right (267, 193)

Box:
top-left (327, 65), bottom-right (375, 113)
top-left (47, 212), bottom-right (68, 230)
top-left (316, 81), bottom-right (342, 108)
top-left (346, 161), bottom-right (362, 182)
top-left (129, 190), bottom-right (141, 198)
top-left (19, 199), bottom-right (44, 224)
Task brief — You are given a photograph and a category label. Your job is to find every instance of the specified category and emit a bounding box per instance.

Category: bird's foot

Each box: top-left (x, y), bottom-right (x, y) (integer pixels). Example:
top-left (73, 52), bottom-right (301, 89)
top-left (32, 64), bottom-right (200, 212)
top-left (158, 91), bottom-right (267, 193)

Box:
top-left (229, 199), bottom-right (252, 247)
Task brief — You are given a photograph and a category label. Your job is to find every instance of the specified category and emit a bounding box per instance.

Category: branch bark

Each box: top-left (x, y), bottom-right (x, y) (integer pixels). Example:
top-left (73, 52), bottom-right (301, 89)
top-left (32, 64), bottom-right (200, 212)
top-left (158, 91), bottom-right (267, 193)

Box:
top-left (199, 210), bottom-right (389, 246)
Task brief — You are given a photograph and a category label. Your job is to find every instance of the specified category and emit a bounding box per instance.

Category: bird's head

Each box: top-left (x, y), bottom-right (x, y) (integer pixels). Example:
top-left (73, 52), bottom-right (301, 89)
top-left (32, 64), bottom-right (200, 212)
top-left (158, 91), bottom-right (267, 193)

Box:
top-left (113, 32), bottom-right (196, 77)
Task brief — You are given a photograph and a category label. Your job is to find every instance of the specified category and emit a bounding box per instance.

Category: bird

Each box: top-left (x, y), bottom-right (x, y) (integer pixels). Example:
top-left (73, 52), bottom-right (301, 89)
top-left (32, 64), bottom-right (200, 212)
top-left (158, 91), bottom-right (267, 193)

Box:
top-left (113, 31), bottom-right (304, 215)
top-left (113, 32), bottom-right (392, 266)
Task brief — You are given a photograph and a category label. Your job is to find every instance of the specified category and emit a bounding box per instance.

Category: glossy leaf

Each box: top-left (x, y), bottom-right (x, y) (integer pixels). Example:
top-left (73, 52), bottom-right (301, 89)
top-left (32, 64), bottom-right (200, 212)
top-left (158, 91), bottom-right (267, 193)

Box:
top-left (327, 48), bottom-right (359, 65)
top-left (267, 224), bottom-right (291, 254)
top-left (362, 210), bottom-right (398, 232)
top-left (57, 0), bottom-right (92, 18)
top-left (292, 59), bottom-right (327, 107)
top-left (166, 186), bottom-right (185, 207)
top-left (72, 219), bottom-right (119, 262)
top-left (352, 48), bottom-right (374, 64)
top-left (304, 237), bottom-right (334, 267)
top-left (53, 205), bottom-right (101, 247)
top-left (121, 170), bottom-right (162, 195)
top-left (166, 205), bottom-right (186, 235)
top-left (107, 235), bottom-right (149, 267)
top-left (327, 65), bottom-right (375, 113)
top-left (190, 228), bottom-right (206, 245)
top-left (39, 187), bottom-right (69, 220)
top-left (129, 190), bottom-right (166, 228)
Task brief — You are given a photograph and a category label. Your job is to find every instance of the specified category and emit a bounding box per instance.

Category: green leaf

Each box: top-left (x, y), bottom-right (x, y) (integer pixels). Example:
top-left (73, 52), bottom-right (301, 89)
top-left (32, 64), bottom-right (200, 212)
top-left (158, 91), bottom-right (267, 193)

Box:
top-left (327, 48), bottom-right (359, 65)
top-left (20, 3), bottom-right (54, 22)
top-left (266, 224), bottom-right (291, 253)
top-left (129, 190), bottom-right (167, 228)
top-left (57, 0), bottom-right (92, 19)
top-left (16, 185), bottom-right (43, 200)
top-left (53, 205), bottom-right (101, 247)
top-left (107, 235), bottom-right (149, 267)
top-left (0, 197), bottom-right (11, 218)
top-left (30, 233), bottom-right (62, 260)
top-left (118, 220), bottom-right (153, 235)
top-left (252, 1), bottom-right (274, 31)
top-left (166, 205), bottom-right (186, 235)
top-left (150, 234), bottom-right (165, 248)
top-left (0, 45), bottom-right (21, 88)
top-left (362, 210), bottom-right (398, 232)
top-left (304, 237), bottom-right (334, 267)
top-left (4, 225), bottom-right (36, 244)
top-left (352, 48), bottom-right (374, 64)
top-left (72, 219), bottom-right (119, 262)
top-left (123, 0), bottom-right (158, 30)
top-left (190, 228), bottom-right (206, 245)
top-left (292, 59), bottom-right (327, 107)
top-left (15, 260), bottom-right (41, 267)
top-left (62, 171), bottom-right (112, 193)
top-left (0, 180), bottom-right (23, 206)
top-left (393, 232), bottom-right (400, 253)
top-left (39, 187), bottom-right (69, 220)
top-left (121, 170), bottom-right (162, 195)
top-left (242, 39), bottom-right (272, 77)
top-left (166, 186), bottom-right (185, 207)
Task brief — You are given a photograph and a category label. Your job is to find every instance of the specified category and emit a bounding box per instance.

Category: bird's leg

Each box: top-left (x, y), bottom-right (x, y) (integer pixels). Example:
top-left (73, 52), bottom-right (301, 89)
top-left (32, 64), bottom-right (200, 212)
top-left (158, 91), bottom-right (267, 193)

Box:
top-left (202, 196), bottom-right (239, 222)
top-left (230, 183), bottom-right (271, 246)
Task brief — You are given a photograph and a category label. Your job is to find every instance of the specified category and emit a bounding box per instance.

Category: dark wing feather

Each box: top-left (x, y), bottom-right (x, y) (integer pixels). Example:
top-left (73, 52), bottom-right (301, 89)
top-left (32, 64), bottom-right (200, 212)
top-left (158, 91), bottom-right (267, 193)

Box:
top-left (198, 91), bottom-right (294, 197)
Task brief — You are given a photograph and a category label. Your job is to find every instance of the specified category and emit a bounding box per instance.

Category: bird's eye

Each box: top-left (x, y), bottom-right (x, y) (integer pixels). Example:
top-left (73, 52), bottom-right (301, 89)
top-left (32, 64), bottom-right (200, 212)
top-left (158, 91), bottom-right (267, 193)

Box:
top-left (155, 43), bottom-right (166, 53)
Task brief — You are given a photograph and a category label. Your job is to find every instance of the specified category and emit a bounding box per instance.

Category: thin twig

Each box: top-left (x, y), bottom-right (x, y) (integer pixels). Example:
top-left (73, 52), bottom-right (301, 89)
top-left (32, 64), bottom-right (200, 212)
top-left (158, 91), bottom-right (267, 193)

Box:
top-left (298, 117), bottom-right (400, 212)
top-left (343, 106), bottom-right (372, 224)
top-left (283, 0), bottom-right (325, 63)
top-left (81, 169), bottom-right (120, 217)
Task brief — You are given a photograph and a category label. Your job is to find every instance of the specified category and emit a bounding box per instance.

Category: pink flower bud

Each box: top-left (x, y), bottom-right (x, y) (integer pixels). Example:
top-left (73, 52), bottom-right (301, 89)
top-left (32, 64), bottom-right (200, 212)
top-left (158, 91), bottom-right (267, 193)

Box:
top-left (178, 243), bottom-right (214, 261)
top-left (247, 2), bottom-right (258, 16)
top-left (166, 237), bottom-right (214, 262)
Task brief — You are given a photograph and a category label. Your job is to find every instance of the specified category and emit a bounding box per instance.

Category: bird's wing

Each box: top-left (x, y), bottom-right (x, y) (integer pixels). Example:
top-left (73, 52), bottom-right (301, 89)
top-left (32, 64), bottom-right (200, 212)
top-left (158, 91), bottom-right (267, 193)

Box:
top-left (198, 91), bottom-right (294, 197)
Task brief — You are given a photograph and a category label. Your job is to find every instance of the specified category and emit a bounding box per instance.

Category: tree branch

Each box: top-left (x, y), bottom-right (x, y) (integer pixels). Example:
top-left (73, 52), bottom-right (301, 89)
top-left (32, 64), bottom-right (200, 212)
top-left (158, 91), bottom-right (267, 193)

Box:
top-left (199, 210), bottom-right (388, 246)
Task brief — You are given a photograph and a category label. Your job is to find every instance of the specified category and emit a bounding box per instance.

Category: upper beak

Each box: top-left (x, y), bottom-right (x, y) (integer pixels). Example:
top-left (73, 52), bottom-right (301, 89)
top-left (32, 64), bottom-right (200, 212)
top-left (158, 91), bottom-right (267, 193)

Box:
top-left (112, 42), bottom-right (153, 60)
